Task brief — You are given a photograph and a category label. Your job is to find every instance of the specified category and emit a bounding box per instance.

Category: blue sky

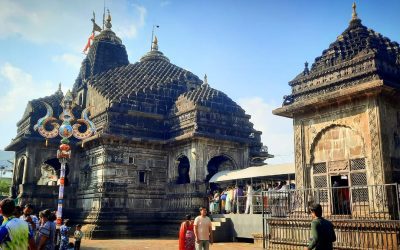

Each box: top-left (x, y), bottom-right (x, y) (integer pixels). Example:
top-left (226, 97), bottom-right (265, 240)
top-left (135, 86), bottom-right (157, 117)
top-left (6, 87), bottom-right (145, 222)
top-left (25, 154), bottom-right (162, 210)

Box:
top-left (0, 0), bottom-right (399, 164)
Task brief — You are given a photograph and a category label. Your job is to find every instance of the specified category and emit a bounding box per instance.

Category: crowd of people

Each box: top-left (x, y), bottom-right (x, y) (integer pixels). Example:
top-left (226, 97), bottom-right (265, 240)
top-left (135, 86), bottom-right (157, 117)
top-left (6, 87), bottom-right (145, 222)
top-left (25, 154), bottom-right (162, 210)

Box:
top-left (0, 198), bottom-right (83, 250)
top-left (208, 180), bottom-right (295, 215)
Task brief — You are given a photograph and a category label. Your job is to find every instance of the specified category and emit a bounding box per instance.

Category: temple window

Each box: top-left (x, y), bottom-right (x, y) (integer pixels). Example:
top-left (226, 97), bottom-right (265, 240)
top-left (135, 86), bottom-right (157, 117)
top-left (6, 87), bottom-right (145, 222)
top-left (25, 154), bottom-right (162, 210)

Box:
top-left (176, 156), bottom-right (190, 184)
top-left (139, 171), bottom-right (146, 184)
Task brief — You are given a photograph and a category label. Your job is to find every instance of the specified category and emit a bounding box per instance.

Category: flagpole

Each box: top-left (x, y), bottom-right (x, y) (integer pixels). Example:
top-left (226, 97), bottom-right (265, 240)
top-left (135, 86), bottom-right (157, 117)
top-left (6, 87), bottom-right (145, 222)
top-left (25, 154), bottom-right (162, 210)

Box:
top-left (102, 0), bottom-right (106, 30)
top-left (151, 25), bottom-right (155, 50)
top-left (151, 25), bottom-right (159, 50)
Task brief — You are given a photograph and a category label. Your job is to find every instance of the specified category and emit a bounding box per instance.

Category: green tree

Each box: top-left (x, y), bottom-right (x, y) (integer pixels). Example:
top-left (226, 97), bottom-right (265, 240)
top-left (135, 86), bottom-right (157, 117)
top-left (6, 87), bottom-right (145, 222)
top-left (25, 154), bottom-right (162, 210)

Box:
top-left (0, 179), bottom-right (11, 195)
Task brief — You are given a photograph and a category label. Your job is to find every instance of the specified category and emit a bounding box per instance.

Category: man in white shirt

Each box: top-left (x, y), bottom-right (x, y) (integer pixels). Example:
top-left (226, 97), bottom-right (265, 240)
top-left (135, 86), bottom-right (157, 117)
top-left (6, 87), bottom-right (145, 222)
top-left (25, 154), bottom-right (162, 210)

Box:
top-left (194, 207), bottom-right (213, 250)
top-left (245, 182), bottom-right (253, 214)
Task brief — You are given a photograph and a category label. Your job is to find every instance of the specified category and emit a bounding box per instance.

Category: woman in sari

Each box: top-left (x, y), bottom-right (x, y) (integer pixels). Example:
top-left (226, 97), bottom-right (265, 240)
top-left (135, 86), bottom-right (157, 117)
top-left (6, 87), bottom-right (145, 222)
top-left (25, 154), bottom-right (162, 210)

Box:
top-left (178, 214), bottom-right (195, 250)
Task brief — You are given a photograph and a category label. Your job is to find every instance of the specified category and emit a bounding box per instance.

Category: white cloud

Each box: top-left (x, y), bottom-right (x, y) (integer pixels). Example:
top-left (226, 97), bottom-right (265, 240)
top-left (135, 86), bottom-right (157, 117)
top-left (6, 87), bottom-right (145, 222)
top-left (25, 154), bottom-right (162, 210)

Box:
top-left (0, 0), bottom-right (147, 46)
top-left (238, 97), bottom-right (294, 164)
top-left (115, 4), bottom-right (147, 39)
top-left (52, 53), bottom-right (83, 70)
top-left (0, 63), bottom-right (58, 149)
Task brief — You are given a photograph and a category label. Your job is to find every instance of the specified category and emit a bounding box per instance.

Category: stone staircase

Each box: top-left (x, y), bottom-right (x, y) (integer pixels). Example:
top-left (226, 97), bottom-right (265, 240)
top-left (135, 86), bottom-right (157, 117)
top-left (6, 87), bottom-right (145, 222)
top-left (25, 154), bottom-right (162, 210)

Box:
top-left (211, 217), bottom-right (233, 242)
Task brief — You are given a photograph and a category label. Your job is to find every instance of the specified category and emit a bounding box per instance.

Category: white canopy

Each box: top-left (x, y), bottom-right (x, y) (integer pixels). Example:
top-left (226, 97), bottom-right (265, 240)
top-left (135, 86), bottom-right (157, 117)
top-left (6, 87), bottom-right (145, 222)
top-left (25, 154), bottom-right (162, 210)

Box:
top-left (209, 163), bottom-right (295, 183)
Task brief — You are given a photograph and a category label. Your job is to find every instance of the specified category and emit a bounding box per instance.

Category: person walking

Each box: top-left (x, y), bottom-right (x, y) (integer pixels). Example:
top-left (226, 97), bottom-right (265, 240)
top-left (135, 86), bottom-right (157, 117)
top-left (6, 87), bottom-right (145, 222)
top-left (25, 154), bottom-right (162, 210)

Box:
top-left (179, 214), bottom-right (195, 250)
top-left (194, 207), bottom-right (213, 250)
top-left (305, 203), bottom-right (336, 250)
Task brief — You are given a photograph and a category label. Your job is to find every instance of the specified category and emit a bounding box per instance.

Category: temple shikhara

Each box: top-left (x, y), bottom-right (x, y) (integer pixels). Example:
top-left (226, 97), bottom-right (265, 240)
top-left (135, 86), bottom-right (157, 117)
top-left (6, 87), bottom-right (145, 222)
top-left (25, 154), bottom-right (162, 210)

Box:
top-left (274, 2), bottom-right (400, 195)
top-left (271, 3), bottom-right (400, 249)
top-left (5, 11), bottom-right (270, 237)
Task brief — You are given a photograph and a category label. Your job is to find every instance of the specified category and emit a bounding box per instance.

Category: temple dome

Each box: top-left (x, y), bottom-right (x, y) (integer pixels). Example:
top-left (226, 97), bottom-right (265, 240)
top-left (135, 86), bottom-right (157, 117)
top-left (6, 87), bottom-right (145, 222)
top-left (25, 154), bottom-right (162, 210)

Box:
top-left (90, 53), bottom-right (202, 115)
top-left (291, 4), bottom-right (400, 85)
top-left (177, 83), bottom-right (245, 114)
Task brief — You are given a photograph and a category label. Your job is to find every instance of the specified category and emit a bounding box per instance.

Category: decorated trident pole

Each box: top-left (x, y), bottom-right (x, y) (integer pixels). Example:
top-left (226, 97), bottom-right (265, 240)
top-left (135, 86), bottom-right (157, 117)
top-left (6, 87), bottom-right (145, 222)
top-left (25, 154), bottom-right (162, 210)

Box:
top-left (34, 90), bottom-right (96, 225)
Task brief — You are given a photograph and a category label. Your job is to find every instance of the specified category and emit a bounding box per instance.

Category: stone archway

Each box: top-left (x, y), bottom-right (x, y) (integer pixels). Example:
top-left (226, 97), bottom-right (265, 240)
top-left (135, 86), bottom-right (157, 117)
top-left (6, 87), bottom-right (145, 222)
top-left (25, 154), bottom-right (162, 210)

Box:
top-left (176, 155), bottom-right (190, 184)
top-left (205, 155), bottom-right (235, 182)
top-left (38, 158), bottom-right (70, 186)
top-left (309, 124), bottom-right (368, 215)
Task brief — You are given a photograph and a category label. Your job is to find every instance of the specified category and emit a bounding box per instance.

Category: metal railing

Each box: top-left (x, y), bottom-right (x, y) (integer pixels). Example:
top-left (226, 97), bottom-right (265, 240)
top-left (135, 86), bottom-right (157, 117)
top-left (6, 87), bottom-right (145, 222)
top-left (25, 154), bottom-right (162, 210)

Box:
top-left (262, 184), bottom-right (400, 220)
top-left (262, 184), bottom-right (400, 249)
top-left (210, 194), bottom-right (264, 214)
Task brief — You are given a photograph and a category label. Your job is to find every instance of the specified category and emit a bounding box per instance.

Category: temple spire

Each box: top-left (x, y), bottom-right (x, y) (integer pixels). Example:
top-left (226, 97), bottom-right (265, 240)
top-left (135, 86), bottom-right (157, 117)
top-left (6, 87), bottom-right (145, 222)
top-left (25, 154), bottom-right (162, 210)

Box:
top-left (105, 9), bottom-right (112, 29)
top-left (202, 74), bottom-right (209, 86)
top-left (351, 2), bottom-right (358, 20)
top-left (151, 36), bottom-right (158, 51)
top-left (56, 82), bottom-right (63, 94)
top-left (303, 61), bottom-right (309, 75)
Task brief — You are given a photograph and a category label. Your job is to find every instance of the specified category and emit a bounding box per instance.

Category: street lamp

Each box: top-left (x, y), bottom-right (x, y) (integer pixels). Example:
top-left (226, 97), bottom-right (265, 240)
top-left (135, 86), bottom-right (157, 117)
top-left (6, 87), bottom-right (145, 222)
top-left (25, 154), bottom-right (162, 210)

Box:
top-left (34, 90), bottom-right (96, 225)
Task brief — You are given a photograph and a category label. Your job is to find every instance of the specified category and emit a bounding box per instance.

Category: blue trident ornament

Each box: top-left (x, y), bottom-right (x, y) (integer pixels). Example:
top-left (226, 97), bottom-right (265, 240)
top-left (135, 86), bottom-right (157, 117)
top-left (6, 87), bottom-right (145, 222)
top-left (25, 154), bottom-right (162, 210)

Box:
top-left (34, 90), bottom-right (96, 225)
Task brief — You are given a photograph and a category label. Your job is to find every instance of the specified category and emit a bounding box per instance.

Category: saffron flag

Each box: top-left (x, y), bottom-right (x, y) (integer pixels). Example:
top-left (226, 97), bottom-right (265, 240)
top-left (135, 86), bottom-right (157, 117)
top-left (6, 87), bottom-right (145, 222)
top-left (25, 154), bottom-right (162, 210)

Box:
top-left (83, 33), bottom-right (95, 54)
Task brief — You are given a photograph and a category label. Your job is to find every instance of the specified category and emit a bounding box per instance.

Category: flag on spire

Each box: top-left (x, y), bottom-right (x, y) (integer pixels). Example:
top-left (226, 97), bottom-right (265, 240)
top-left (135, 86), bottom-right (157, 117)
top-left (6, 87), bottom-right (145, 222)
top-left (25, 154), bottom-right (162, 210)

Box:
top-left (83, 33), bottom-right (95, 54)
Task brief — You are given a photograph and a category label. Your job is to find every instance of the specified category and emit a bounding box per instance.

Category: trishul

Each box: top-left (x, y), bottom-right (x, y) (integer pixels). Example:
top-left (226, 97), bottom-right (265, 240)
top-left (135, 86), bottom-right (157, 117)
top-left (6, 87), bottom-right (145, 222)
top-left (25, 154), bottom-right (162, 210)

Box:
top-left (34, 90), bottom-right (96, 142)
top-left (34, 90), bottom-right (96, 225)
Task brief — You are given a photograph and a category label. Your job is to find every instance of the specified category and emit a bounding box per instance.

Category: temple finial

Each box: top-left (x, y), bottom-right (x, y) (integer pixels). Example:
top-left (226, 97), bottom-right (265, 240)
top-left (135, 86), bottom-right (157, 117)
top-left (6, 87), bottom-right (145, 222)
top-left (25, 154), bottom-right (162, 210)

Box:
top-left (203, 74), bottom-right (209, 86)
top-left (58, 82), bottom-right (62, 91)
top-left (91, 11), bottom-right (102, 33)
top-left (151, 36), bottom-right (158, 51)
top-left (352, 2), bottom-right (358, 20)
top-left (304, 61), bottom-right (309, 75)
top-left (105, 9), bottom-right (112, 29)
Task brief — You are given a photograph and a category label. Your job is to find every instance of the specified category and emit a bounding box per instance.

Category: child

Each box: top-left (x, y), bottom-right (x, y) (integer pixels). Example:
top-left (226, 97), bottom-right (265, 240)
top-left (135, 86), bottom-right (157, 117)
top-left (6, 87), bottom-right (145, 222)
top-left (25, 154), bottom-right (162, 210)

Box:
top-left (74, 224), bottom-right (83, 250)
top-left (60, 219), bottom-right (71, 250)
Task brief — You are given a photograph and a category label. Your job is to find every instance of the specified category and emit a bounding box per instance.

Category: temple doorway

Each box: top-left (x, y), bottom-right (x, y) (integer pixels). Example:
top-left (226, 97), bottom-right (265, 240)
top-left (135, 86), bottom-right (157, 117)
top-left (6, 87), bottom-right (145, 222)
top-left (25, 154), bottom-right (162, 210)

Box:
top-left (331, 175), bottom-right (351, 215)
top-left (205, 155), bottom-right (235, 182)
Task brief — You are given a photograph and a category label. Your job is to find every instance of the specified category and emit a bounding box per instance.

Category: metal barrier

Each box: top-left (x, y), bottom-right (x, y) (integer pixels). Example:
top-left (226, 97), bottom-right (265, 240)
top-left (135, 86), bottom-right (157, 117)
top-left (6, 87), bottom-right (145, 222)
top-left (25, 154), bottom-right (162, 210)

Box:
top-left (262, 184), bottom-right (400, 249)
top-left (211, 195), bottom-right (264, 214)
top-left (262, 184), bottom-right (400, 220)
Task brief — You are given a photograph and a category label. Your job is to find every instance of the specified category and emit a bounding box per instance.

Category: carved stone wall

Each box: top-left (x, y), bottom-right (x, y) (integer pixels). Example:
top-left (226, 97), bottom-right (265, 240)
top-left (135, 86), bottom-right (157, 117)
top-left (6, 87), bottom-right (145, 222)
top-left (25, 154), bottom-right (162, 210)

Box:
top-left (293, 97), bottom-right (388, 188)
top-left (377, 95), bottom-right (400, 183)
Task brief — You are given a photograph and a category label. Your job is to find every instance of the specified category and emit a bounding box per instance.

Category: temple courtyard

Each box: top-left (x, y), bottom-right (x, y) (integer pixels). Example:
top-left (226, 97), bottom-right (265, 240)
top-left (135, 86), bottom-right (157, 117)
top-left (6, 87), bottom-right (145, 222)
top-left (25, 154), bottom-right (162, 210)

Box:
top-left (81, 238), bottom-right (260, 250)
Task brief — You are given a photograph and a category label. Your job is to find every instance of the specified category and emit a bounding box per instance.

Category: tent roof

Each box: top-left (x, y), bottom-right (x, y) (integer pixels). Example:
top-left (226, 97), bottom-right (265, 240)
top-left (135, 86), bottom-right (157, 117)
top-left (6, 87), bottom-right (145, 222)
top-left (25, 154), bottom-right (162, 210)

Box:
top-left (209, 163), bottom-right (295, 183)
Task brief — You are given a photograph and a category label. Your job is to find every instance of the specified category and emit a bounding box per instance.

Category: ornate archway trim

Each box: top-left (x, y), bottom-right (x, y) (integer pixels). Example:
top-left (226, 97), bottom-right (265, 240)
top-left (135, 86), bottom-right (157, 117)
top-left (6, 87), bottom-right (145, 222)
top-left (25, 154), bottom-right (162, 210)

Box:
top-left (309, 124), bottom-right (366, 165)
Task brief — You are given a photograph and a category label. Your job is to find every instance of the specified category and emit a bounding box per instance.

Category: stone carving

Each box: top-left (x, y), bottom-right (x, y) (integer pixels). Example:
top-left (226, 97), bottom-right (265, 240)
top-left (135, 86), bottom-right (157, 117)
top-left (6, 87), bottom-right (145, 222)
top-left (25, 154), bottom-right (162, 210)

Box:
top-left (328, 160), bottom-right (349, 172)
top-left (368, 101), bottom-right (384, 209)
top-left (37, 164), bottom-right (58, 185)
top-left (368, 101), bottom-right (383, 185)
top-left (294, 123), bottom-right (304, 188)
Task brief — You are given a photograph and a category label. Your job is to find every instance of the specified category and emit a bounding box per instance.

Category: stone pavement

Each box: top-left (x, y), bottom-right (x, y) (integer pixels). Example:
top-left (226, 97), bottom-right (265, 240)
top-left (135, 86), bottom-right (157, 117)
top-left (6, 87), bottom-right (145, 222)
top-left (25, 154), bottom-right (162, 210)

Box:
top-left (81, 238), bottom-right (263, 250)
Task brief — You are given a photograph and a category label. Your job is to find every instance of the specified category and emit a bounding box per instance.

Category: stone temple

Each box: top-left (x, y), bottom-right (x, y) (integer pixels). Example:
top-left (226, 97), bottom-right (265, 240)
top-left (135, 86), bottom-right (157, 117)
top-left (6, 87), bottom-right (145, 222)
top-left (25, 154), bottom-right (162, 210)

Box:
top-left (6, 12), bottom-right (270, 237)
top-left (273, 3), bottom-right (400, 191)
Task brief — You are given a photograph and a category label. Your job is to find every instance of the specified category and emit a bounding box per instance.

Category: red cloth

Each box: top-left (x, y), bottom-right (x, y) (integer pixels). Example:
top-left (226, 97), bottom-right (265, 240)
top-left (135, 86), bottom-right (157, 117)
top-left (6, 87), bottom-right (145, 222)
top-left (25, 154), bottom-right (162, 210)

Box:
top-left (179, 221), bottom-right (194, 250)
top-left (83, 33), bottom-right (95, 53)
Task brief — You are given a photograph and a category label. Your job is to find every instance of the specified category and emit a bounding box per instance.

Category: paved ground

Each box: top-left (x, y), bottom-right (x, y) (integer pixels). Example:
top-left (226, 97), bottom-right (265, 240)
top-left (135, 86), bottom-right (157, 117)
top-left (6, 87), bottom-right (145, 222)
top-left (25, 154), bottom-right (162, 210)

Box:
top-left (80, 238), bottom-right (263, 250)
